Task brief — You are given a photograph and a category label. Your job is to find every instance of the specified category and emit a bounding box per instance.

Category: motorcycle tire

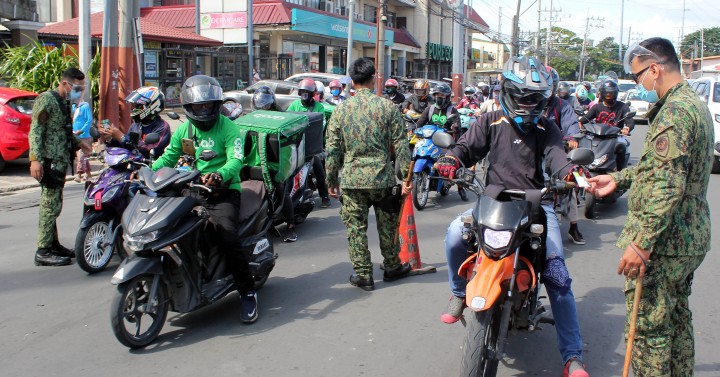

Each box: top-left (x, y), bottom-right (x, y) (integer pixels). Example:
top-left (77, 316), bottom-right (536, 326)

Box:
top-left (412, 171), bottom-right (430, 210)
top-left (460, 304), bottom-right (502, 377)
top-left (110, 274), bottom-right (168, 349)
top-left (584, 194), bottom-right (596, 219)
top-left (253, 260), bottom-right (276, 290)
top-left (75, 217), bottom-right (114, 274)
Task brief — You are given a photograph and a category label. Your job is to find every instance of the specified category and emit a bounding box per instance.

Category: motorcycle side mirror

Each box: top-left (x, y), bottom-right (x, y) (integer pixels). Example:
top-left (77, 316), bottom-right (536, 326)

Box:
top-left (625, 111), bottom-right (637, 119)
top-left (447, 113), bottom-right (459, 122)
top-left (167, 112), bottom-right (180, 120)
top-left (567, 148), bottom-right (595, 166)
top-left (432, 132), bottom-right (456, 149)
top-left (89, 126), bottom-right (100, 139)
top-left (574, 108), bottom-right (584, 116)
top-left (199, 150), bottom-right (217, 162)
top-left (144, 133), bottom-right (160, 145)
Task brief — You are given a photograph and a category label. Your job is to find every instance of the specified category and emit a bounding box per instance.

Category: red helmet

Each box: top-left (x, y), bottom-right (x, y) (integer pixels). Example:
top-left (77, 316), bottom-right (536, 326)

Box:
top-left (298, 78), bottom-right (317, 93)
top-left (385, 78), bottom-right (399, 87)
top-left (328, 79), bottom-right (342, 89)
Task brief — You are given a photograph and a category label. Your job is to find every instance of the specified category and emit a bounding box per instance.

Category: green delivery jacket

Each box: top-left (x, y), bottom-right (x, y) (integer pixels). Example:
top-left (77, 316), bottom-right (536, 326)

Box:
top-left (610, 82), bottom-right (713, 256)
top-left (152, 115), bottom-right (244, 192)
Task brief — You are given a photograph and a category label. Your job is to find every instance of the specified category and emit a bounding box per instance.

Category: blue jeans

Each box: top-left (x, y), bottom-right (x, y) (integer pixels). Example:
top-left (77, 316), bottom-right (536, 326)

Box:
top-left (445, 205), bottom-right (584, 365)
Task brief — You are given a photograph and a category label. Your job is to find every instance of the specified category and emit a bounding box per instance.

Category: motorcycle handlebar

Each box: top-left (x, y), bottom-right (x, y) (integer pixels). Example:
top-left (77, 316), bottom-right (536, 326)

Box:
top-left (188, 182), bottom-right (213, 193)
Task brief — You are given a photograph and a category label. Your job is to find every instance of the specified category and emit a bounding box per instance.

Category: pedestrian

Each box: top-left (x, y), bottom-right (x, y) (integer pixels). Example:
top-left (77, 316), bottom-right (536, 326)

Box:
top-left (71, 85), bottom-right (93, 182)
top-left (252, 67), bottom-right (262, 84)
top-left (588, 37), bottom-right (713, 376)
top-left (478, 84), bottom-right (501, 114)
top-left (326, 57), bottom-right (413, 291)
top-left (28, 67), bottom-right (92, 266)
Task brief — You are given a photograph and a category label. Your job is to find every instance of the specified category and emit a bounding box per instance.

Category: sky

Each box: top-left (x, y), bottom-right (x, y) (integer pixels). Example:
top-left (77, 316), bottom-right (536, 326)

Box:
top-left (469, 0), bottom-right (718, 54)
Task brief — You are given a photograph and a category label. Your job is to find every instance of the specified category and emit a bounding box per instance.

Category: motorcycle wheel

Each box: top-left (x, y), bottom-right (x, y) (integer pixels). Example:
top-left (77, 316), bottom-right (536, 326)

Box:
top-left (253, 260), bottom-right (276, 290)
top-left (412, 171), bottom-right (430, 210)
top-left (75, 217), bottom-right (114, 274)
top-left (584, 194), bottom-right (596, 219)
top-left (460, 304), bottom-right (501, 377)
top-left (110, 274), bottom-right (168, 349)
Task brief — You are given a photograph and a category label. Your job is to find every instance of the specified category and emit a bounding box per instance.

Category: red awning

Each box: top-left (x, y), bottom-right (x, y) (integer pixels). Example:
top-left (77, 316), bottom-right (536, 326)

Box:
top-left (38, 12), bottom-right (223, 47)
top-left (140, 5), bottom-right (196, 30)
top-left (389, 27), bottom-right (420, 48)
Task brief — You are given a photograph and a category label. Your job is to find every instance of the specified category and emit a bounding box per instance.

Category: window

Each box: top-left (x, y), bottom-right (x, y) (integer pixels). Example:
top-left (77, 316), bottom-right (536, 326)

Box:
top-left (713, 83), bottom-right (720, 103)
top-left (275, 85), bottom-right (294, 95)
top-left (694, 82), bottom-right (707, 100)
top-left (37, 0), bottom-right (56, 23)
top-left (386, 12), bottom-right (396, 28)
top-left (364, 4), bottom-right (377, 23)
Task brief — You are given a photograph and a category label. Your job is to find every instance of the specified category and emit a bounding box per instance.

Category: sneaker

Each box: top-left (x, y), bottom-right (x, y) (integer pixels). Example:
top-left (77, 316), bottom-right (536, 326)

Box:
top-left (563, 357), bottom-right (589, 377)
top-left (34, 248), bottom-right (72, 267)
top-left (568, 227), bottom-right (586, 245)
top-left (349, 274), bottom-right (374, 291)
top-left (440, 295), bottom-right (466, 324)
top-left (283, 226), bottom-right (298, 242)
top-left (383, 263), bottom-right (411, 282)
top-left (51, 241), bottom-right (75, 258)
top-left (239, 290), bottom-right (258, 324)
top-left (320, 197), bottom-right (331, 208)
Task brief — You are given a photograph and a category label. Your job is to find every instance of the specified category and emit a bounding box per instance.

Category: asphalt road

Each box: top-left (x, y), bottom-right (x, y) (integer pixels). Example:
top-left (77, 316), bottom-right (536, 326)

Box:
top-left (1, 125), bottom-right (719, 377)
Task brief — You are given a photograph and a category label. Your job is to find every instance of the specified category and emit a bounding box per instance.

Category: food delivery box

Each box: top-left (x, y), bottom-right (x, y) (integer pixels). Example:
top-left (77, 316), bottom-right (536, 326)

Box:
top-left (235, 110), bottom-right (308, 189)
top-left (286, 111), bottom-right (325, 157)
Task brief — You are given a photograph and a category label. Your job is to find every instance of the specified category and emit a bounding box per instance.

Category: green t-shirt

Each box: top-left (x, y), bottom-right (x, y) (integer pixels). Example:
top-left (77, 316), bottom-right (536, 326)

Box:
top-left (286, 100), bottom-right (325, 113)
top-left (152, 115), bottom-right (244, 192)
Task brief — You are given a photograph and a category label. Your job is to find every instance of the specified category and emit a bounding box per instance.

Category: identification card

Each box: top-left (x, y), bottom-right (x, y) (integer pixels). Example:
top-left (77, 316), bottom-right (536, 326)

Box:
top-left (573, 172), bottom-right (590, 188)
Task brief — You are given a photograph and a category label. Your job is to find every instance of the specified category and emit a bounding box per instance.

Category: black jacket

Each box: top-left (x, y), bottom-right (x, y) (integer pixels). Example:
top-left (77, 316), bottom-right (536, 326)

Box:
top-left (402, 94), bottom-right (434, 114)
top-left (417, 104), bottom-right (460, 132)
top-left (580, 101), bottom-right (635, 131)
top-left (449, 110), bottom-right (570, 190)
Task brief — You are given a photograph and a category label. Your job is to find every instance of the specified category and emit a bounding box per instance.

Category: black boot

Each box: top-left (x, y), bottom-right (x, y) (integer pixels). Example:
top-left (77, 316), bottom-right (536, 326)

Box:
top-left (349, 274), bottom-right (375, 291)
top-left (51, 241), bottom-right (75, 258)
top-left (383, 263), bottom-right (411, 282)
top-left (35, 248), bottom-right (72, 266)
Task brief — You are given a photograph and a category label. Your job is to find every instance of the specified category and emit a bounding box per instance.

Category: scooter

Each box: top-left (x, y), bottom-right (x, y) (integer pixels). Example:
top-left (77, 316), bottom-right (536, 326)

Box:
top-left (110, 151), bottom-right (276, 348)
top-left (432, 132), bottom-right (595, 377)
top-left (410, 123), bottom-right (461, 210)
top-left (576, 111), bottom-right (635, 218)
top-left (457, 107), bottom-right (477, 139)
top-left (74, 131), bottom-right (160, 273)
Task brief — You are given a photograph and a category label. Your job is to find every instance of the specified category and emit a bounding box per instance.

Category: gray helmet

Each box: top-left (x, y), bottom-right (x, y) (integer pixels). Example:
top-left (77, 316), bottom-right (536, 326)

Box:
top-left (180, 75), bottom-right (224, 131)
top-left (432, 84), bottom-right (453, 109)
top-left (499, 56), bottom-right (552, 133)
top-left (252, 85), bottom-right (277, 111)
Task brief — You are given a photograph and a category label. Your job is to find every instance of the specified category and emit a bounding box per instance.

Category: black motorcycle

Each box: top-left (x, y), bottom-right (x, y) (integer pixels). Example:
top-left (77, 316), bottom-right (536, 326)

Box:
top-left (110, 150), bottom-right (276, 348)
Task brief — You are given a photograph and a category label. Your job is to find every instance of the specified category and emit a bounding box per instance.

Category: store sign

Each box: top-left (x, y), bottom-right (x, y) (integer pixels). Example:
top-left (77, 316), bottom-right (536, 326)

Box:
top-left (427, 43), bottom-right (453, 61)
top-left (200, 12), bottom-right (247, 29)
top-left (144, 41), bottom-right (162, 50)
top-left (470, 48), bottom-right (482, 61)
top-left (291, 9), bottom-right (394, 46)
top-left (145, 51), bottom-right (158, 78)
top-left (166, 49), bottom-right (194, 58)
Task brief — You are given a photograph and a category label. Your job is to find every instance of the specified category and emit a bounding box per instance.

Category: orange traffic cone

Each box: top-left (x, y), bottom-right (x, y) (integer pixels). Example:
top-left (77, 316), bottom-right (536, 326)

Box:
top-left (397, 161), bottom-right (436, 275)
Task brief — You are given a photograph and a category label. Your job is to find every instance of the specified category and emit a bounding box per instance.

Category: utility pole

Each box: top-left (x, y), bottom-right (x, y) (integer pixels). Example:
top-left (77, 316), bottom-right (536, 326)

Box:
top-left (700, 27), bottom-right (704, 71)
top-left (79, 0), bottom-right (91, 103)
top-left (346, 0), bottom-right (354, 74)
top-left (511, 0), bottom-right (520, 57)
top-left (247, 0), bottom-right (254, 86)
top-left (425, 0), bottom-right (431, 78)
top-left (376, 0), bottom-right (386, 94)
top-left (545, 0), bottom-right (551, 64)
top-left (579, 16), bottom-right (603, 81)
top-left (619, 0), bottom-right (624, 62)
top-left (497, 6), bottom-right (502, 68)
top-left (100, 0), bottom-right (119, 131)
top-left (536, 0), bottom-right (541, 54)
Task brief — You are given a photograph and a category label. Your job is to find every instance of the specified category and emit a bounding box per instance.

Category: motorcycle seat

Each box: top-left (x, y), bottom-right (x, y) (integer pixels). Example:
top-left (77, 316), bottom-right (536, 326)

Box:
top-left (239, 180), bottom-right (267, 223)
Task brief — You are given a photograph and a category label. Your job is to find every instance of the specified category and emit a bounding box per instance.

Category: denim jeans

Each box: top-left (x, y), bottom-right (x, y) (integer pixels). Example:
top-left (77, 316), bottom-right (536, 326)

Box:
top-left (445, 204), bottom-right (584, 365)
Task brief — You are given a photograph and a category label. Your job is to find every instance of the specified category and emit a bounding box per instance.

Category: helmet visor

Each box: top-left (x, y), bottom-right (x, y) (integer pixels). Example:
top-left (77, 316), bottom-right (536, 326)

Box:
top-left (415, 88), bottom-right (427, 97)
top-left (505, 85), bottom-right (549, 107)
top-left (623, 43), bottom-right (663, 74)
top-left (180, 84), bottom-right (223, 106)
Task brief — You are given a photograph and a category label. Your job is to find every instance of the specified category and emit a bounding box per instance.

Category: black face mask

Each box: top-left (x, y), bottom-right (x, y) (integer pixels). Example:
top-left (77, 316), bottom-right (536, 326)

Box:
top-left (436, 96), bottom-right (450, 109)
top-left (300, 92), bottom-right (314, 107)
top-left (387, 87), bottom-right (397, 95)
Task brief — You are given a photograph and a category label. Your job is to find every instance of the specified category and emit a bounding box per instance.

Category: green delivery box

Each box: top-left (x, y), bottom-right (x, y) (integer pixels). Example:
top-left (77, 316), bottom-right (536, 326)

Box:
top-left (235, 110), bottom-right (308, 189)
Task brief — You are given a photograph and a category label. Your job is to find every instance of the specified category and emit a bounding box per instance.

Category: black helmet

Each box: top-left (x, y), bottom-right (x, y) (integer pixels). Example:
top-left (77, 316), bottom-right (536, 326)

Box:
top-left (546, 66), bottom-right (559, 100)
top-left (180, 75), bottom-right (224, 131)
top-left (125, 86), bottom-right (165, 124)
top-left (252, 85), bottom-right (277, 111)
top-left (557, 82), bottom-right (571, 99)
top-left (432, 84), bottom-right (452, 109)
top-left (599, 79), bottom-right (619, 106)
top-left (499, 56), bottom-right (552, 133)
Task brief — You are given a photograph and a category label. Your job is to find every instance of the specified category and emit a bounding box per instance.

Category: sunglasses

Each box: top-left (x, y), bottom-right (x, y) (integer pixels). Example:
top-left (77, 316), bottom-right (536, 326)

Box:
top-left (631, 62), bottom-right (664, 83)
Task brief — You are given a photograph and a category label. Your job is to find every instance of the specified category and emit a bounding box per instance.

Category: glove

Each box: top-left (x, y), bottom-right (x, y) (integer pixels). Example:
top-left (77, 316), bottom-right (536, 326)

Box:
top-left (202, 172), bottom-right (224, 188)
top-left (436, 155), bottom-right (460, 179)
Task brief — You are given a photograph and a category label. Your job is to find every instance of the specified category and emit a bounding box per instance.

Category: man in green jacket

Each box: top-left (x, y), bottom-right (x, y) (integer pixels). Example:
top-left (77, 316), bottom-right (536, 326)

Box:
top-left (589, 37), bottom-right (713, 376)
top-left (326, 58), bottom-right (412, 291)
top-left (151, 75), bottom-right (258, 324)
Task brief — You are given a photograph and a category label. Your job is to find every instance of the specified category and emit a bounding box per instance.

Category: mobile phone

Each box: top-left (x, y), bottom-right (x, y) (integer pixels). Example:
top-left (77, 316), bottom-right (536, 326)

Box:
top-left (101, 119), bottom-right (110, 130)
top-left (181, 138), bottom-right (196, 155)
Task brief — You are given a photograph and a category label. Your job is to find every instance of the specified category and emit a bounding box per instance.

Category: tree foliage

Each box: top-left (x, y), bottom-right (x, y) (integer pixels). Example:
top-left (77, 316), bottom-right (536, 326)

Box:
top-left (681, 27), bottom-right (720, 59)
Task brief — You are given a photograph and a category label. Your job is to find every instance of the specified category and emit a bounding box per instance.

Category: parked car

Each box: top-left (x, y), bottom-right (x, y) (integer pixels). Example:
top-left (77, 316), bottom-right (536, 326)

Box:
top-left (690, 75), bottom-right (720, 173)
top-left (617, 79), bottom-right (636, 97)
top-left (223, 80), bottom-right (300, 115)
top-left (0, 87), bottom-right (37, 172)
top-left (285, 73), bottom-right (347, 98)
top-left (621, 89), bottom-right (650, 124)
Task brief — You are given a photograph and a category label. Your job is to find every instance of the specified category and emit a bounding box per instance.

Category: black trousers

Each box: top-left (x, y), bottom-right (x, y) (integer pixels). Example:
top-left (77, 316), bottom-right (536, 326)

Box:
top-left (312, 156), bottom-right (329, 199)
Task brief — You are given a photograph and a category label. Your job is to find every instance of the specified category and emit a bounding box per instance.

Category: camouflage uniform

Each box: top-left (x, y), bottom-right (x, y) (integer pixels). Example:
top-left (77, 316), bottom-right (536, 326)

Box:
top-left (29, 91), bottom-right (80, 249)
top-left (610, 82), bottom-right (713, 377)
top-left (326, 88), bottom-right (411, 277)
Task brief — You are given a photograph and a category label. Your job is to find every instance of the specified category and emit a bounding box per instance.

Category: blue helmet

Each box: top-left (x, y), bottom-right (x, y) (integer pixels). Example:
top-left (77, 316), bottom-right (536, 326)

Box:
top-left (499, 56), bottom-right (552, 133)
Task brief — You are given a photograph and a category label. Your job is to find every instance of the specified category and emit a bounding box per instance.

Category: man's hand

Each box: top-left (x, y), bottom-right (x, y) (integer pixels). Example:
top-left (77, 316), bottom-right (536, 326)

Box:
top-left (618, 242), bottom-right (651, 278)
top-left (30, 161), bottom-right (43, 181)
top-left (402, 181), bottom-right (413, 196)
top-left (586, 174), bottom-right (617, 198)
top-left (99, 123), bottom-right (123, 141)
top-left (621, 126), bottom-right (630, 136)
top-left (201, 172), bottom-right (223, 188)
top-left (567, 139), bottom-right (578, 149)
top-left (329, 185), bottom-right (341, 198)
top-left (435, 155), bottom-right (460, 179)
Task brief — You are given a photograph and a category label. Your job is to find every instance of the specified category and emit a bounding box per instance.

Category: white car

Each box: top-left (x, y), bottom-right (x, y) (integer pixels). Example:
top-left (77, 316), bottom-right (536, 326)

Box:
top-left (621, 89), bottom-right (650, 124)
top-left (690, 75), bottom-right (720, 173)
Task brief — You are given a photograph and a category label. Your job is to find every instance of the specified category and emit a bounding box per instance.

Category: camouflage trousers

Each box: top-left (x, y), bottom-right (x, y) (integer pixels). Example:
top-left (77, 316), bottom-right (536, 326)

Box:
top-left (625, 254), bottom-right (706, 377)
top-left (37, 183), bottom-right (65, 249)
top-left (340, 188), bottom-right (401, 277)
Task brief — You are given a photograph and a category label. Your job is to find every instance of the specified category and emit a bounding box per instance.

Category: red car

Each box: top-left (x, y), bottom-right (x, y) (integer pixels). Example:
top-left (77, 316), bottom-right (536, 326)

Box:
top-left (0, 87), bottom-right (37, 172)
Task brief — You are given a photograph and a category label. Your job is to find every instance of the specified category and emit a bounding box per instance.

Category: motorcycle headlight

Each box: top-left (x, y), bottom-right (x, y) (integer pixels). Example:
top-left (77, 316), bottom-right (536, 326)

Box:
top-left (101, 185), bottom-right (122, 203)
top-left (422, 127), bottom-right (435, 138)
top-left (483, 228), bottom-right (512, 249)
top-left (591, 154), bottom-right (607, 167)
top-left (123, 230), bottom-right (160, 252)
top-left (83, 189), bottom-right (95, 206)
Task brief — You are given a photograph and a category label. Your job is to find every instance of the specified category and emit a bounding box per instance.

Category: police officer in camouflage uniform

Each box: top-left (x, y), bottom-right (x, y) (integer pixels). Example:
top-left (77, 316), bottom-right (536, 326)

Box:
top-left (29, 67), bottom-right (91, 266)
top-left (326, 58), bottom-right (412, 291)
top-left (589, 37), bottom-right (713, 377)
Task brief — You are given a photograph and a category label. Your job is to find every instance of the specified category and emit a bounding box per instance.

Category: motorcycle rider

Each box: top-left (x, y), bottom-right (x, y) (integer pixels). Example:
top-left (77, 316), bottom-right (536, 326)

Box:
top-left (325, 79), bottom-right (347, 106)
top-left (402, 79), bottom-right (433, 115)
top-left (478, 84), bottom-right (502, 114)
top-left (287, 78), bottom-right (332, 208)
top-left (478, 83), bottom-right (491, 102)
top-left (436, 56), bottom-right (589, 377)
top-left (557, 81), bottom-right (582, 114)
top-left (455, 86), bottom-right (481, 111)
top-left (574, 85), bottom-right (592, 111)
top-left (150, 75), bottom-right (258, 324)
top-left (582, 81), bottom-right (595, 101)
top-left (383, 78), bottom-right (405, 108)
top-left (579, 79), bottom-right (634, 171)
top-left (99, 86), bottom-right (171, 159)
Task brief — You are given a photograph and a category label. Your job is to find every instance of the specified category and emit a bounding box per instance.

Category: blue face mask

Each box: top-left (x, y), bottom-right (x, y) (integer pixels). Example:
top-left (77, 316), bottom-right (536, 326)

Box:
top-left (635, 72), bottom-right (659, 103)
top-left (70, 88), bottom-right (83, 101)
top-left (331, 89), bottom-right (341, 96)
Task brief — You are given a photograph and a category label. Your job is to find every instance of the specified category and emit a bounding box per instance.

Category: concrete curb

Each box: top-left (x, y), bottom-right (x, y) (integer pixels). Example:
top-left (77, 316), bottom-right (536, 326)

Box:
top-left (0, 166), bottom-right (106, 194)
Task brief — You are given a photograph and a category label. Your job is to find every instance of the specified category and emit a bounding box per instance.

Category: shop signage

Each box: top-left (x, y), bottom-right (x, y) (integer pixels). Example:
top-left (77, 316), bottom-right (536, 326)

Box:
top-left (166, 49), bottom-right (194, 58)
top-left (470, 48), bottom-right (482, 61)
top-left (200, 12), bottom-right (247, 29)
top-left (291, 9), bottom-right (394, 46)
top-left (145, 51), bottom-right (158, 78)
top-left (144, 41), bottom-right (161, 50)
top-left (427, 43), bottom-right (453, 61)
